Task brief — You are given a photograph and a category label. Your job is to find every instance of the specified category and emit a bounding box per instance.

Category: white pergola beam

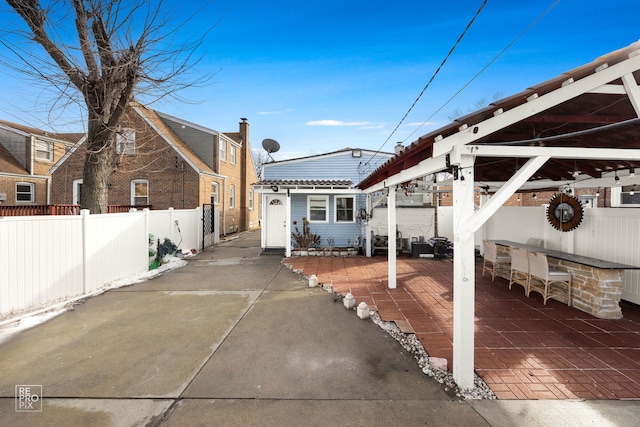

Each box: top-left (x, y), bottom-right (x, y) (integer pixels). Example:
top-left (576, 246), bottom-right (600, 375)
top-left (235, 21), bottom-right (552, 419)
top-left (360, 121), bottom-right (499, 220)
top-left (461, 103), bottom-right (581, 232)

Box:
top-left (432, 53), bottom-right (640, 158)
top-left (621, 72), bottom-right (640, 116)
top-left (462, 156), bottom-right (549, 239)
top-left (466, 145), bottom-right (640, 160)
top-left (363, 156), bottom-right (448, 194)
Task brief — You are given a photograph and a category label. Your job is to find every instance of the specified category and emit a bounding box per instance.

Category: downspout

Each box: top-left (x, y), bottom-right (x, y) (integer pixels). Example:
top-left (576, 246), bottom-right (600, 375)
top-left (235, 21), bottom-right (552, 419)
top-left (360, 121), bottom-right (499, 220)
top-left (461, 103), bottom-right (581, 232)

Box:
top-left (29, 136), bottom-right (34, 175)
top-left (222, 176), bottom-right (227, 236)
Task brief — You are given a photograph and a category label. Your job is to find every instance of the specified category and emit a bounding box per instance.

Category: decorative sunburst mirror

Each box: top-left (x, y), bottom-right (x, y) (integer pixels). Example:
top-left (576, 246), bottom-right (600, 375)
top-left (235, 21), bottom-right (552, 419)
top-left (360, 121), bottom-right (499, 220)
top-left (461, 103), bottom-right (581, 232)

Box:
top-left (546, 193), bottom-right (584, 232)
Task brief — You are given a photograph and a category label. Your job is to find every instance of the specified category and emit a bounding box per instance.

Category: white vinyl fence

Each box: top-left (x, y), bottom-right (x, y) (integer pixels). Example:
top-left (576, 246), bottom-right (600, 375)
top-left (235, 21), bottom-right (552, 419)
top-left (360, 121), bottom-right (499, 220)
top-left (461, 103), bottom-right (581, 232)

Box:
top-left (0, 207), bottom-right (213, 317)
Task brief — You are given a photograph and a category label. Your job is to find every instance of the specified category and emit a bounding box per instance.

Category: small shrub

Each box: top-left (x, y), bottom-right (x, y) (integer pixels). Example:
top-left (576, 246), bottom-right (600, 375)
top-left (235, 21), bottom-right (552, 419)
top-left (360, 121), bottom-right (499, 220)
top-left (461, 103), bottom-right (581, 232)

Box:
top-left (291, 217), bottom-right (321, 249)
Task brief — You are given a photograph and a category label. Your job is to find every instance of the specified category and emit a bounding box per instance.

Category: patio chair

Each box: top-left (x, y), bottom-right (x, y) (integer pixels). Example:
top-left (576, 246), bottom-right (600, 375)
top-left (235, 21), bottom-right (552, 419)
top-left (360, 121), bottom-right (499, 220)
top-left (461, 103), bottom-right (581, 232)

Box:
top-left (526, 238), bottom-right (544, 248)
top-left (482, 241), bottom-right (511, 281)
top-left (508, 247), bottom-right (529, 292)
top-left (527, 251), bottom-right (572, 306)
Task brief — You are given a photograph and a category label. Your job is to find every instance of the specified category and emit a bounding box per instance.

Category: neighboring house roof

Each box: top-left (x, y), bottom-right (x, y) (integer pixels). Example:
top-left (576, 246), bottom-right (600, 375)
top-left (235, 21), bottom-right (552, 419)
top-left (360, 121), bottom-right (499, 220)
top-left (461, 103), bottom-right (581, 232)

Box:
top-left (254, 179), bottom-right (353, 187)
top-left (50, 102), bottom-right (223, 178)
top-left (0, 119), bottom-right (82, 144)
top-left (359, 40), bottom-right (640, 189)
top-left (134, 103), bottom-right (219, 176)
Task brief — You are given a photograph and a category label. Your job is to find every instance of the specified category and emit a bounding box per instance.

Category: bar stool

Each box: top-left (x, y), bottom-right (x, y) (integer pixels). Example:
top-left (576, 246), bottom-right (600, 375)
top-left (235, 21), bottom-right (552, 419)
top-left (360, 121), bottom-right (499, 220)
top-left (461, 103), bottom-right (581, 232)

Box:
top-left (527, 251), bottom-right (572, 306)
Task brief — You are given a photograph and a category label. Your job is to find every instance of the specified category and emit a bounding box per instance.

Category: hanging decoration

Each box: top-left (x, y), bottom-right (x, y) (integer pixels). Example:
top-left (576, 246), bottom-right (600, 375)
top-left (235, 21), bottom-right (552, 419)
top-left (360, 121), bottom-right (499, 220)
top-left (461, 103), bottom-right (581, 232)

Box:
top-left (546, 193), bottom-right (584, 232)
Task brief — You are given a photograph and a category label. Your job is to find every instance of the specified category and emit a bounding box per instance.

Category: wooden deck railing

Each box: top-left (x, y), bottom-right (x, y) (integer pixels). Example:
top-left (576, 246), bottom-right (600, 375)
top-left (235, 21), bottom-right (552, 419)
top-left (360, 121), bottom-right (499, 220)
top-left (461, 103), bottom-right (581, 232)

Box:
top-left (0, 204), bottom-right (152, 216)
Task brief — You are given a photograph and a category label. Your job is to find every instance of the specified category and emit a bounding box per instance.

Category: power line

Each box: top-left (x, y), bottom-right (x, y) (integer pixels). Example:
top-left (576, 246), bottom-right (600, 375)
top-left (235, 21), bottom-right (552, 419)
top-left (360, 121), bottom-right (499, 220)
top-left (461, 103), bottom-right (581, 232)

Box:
top-left (402, 0), bottom-right (562, 143)
top-left (364, 0), bottom-right (488, 167)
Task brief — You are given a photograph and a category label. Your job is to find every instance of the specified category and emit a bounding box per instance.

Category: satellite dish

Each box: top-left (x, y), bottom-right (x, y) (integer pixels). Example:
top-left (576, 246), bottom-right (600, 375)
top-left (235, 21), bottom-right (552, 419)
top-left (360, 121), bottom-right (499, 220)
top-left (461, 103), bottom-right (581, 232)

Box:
top-left (262, 138), bottom-right (280, 154)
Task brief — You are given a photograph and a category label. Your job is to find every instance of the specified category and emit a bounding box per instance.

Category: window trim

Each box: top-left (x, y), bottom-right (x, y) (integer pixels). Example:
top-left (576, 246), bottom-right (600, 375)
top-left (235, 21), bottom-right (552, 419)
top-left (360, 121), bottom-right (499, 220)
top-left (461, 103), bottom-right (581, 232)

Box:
top-left (73, 179), bottom-right (83, 205)
top-left (229, 184), bottom-right (235, 209)
top-left (230, 144), bottom-right (237, 165)
top-left (35, 140), bottom-right (53, 161)
top-left (611, 186), bottom-right (640, 207)
top-left (130, 179), bottom-right (149, 206)
top-left (219, 139), bottom-right (227, 162)
top-left (334, 195), bottom-right (356, 223)
top-left (16, 182), bottom-right (34, 203)
top-left (211, 182), bottom-right (219, 204)
top-left (307, 195), bottom-right (329, 223)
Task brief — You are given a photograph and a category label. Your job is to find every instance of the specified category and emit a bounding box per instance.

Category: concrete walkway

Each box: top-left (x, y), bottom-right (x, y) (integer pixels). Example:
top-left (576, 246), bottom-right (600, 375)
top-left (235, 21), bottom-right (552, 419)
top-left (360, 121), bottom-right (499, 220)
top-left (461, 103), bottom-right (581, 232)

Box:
top-left (0, 231), bottom-right (639, 426)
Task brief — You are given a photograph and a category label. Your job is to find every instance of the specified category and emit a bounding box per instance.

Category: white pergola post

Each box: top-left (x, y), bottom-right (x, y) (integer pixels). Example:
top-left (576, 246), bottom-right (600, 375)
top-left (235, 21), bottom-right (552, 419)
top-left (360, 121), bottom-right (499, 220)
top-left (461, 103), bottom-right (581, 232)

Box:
top-left (452, 154), bottom-right (476, 389)
top-left (285, 191), bottom-right (292, 257)
top-left (365, 193), bottom-right (372, 257)
top-left (387, 185), bottom-right (397, 289)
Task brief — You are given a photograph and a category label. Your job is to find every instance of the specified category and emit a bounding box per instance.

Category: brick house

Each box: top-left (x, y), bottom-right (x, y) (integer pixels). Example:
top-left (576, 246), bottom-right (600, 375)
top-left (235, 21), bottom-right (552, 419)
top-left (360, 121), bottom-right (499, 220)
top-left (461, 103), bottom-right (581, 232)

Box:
top-left (50, 102), bottom-right (260, 235)
top-left (0, 120), bottom-right (81, 206)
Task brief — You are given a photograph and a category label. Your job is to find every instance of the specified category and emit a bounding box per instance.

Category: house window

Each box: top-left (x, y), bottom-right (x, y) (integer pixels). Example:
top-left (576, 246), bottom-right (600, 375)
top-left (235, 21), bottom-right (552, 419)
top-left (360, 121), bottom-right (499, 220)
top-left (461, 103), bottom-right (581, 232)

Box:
top-left (229, 185), bottom-right (235, 209)
top-left (249, 189), bottom-right (254, 210)
top-left (73, 179), bottom-right (83, 205)
top-left (131, 180), bottom-right (148, 205)
top-left (35, 140), bottom-right (53, 161)
top-left (116, 128), bottom-right (136, 155)
top-left (211, 182), bottom-right (219, 204)
top-left (335, 196), bottom-right (355, 222)
top-left (611, 186), bottom-right (640, 207)
top-left (230, 145), bottom-right (237, 165)
top-left (219, 140), bottom-right (227, 161)
top-left (308, 195), bottom-right (328, 223)
top-left (16, 182), bottom-right (34, 202)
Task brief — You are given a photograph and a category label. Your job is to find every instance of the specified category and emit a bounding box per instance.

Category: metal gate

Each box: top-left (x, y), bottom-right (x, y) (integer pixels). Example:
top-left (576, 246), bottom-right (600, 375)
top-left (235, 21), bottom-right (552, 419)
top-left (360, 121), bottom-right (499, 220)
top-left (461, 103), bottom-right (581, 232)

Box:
top-left (202, 203), bottom-right (216, 249)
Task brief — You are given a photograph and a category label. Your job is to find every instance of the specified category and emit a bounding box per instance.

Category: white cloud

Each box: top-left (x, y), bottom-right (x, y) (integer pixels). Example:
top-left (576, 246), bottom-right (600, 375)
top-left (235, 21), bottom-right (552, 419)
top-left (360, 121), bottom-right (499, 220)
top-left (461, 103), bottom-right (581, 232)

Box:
top-left (405, 121), bottom-right (436, 127)
top-left (306, 120), bottom-right (372, 127)
top-left (258, 109), bottom-right (292, 115)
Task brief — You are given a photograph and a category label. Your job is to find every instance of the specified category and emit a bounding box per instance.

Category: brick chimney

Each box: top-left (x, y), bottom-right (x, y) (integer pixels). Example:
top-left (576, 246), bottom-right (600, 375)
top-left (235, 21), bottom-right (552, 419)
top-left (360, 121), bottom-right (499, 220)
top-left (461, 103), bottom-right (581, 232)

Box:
top-left (239, 118), bottom-right (249, 231)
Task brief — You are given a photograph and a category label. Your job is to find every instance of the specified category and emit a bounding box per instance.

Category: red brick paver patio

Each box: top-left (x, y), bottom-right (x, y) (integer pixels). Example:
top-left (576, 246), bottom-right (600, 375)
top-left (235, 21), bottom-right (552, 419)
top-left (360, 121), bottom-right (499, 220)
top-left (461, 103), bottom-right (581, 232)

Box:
top-left (284, 255), bottom-right (640, 400)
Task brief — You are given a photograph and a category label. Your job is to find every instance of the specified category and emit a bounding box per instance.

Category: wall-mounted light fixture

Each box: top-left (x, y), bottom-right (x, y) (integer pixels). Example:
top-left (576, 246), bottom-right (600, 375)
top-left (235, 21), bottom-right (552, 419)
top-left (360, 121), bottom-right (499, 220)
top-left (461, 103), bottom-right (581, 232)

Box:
top-left (615, 171), bottom-right (620, 184)
top-left (630, 166), bottom-right (636, 178)
top-left (270, 185), bottom-right (279, 192)
top-left (630, 185), bottom-right (636, 196)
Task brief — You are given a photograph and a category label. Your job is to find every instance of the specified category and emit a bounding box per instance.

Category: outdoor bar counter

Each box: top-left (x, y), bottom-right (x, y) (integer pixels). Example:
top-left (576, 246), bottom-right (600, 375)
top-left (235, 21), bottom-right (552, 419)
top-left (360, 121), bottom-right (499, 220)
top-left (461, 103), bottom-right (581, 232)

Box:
top-left (492, 240), bottom-right (640, 319)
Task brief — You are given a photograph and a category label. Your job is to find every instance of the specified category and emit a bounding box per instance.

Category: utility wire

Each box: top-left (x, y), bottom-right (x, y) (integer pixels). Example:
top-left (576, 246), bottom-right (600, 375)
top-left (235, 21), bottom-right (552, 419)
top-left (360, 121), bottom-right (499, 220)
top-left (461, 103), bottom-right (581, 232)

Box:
top-left (401, 0), bottom-right (562, 143)
top-left (364, 0), bottom-right (488, 167)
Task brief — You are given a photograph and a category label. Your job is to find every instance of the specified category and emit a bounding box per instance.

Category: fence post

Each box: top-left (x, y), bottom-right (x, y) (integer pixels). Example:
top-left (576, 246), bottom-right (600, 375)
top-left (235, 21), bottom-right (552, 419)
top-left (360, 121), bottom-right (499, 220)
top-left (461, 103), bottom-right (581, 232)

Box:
top-left (194, 206), bottom-right (202, 251)
top-left (81, 209), bottom-right (90, 294)
top-left (168, 207), bottom-right (175, 244)
top-left (144, 208), bottom-right (150, 270)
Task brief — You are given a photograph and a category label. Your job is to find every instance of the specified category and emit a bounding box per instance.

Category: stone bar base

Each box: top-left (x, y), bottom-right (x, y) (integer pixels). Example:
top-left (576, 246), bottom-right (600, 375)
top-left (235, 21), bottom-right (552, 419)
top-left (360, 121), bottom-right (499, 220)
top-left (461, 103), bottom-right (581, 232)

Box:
top-left (555, 259), bottom-right (624, 319)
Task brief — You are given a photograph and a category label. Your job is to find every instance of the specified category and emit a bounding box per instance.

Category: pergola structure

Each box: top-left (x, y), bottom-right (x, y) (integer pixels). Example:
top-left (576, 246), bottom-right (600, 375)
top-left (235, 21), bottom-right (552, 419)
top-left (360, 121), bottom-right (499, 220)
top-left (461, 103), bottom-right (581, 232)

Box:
top-left (357, 41), bottom-right (640, 389)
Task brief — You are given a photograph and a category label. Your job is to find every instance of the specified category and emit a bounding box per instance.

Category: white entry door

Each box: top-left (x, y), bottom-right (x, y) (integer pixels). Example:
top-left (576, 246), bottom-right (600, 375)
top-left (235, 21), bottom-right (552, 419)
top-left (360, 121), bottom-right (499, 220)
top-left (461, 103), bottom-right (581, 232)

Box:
top-left (265, 195), bottom-right (287, 247)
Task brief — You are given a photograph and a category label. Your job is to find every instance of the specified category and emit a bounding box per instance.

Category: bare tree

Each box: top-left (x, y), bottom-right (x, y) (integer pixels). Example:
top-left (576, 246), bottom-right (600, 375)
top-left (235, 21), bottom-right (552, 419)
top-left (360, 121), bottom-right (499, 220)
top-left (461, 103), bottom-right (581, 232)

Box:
top-left (251, 149), bottom-right (272, 180)
top-left (3, 0), bottom-right (210, 213)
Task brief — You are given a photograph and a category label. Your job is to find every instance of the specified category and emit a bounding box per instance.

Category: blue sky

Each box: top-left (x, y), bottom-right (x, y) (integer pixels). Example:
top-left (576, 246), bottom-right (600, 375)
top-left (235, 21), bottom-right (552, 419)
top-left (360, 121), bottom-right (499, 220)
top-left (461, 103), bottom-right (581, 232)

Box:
top-left (1, 1), bottom-right (639, 160)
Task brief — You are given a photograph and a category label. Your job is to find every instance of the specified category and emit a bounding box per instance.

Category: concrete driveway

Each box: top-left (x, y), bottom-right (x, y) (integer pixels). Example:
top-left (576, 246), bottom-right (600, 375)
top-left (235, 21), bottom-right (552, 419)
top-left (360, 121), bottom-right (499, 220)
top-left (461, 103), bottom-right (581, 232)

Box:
top-left (0, 231), bottom-right (489, 426)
